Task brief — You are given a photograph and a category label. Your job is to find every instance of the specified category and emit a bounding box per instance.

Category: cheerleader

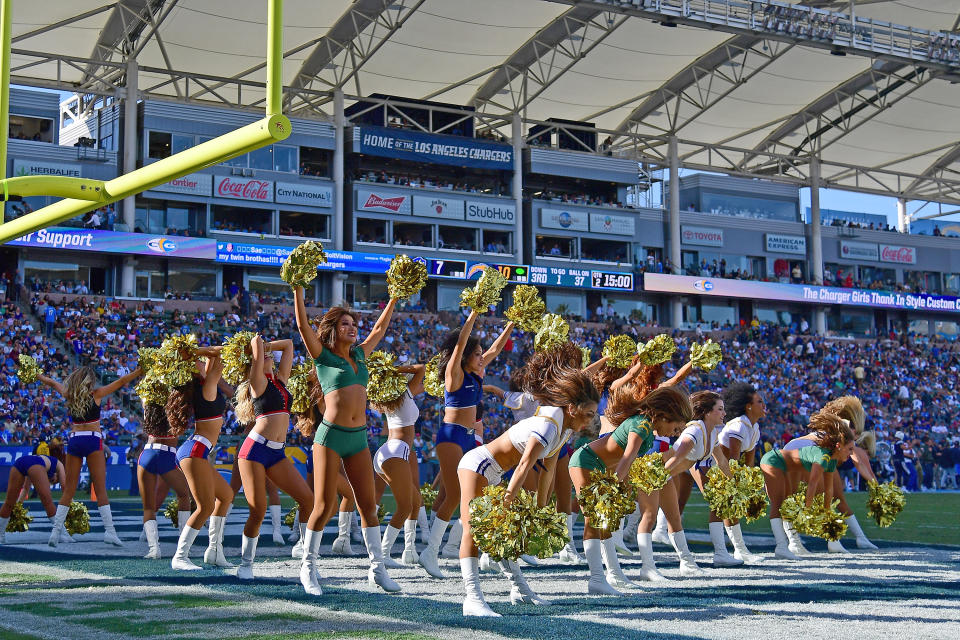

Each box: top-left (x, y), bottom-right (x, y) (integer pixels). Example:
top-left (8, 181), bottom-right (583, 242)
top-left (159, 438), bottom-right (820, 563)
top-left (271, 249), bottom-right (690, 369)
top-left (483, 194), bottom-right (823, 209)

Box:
top-left (0, 451), bottom-right (66, 542)
top-left (233, 335), bottom-right (314, 580)
top-left (781, 396), bottom-right (879, 553)
top-left (569, 386), bottom-right (692, 594)
top-left (370, 364), bottom-right (426, 568)
top-left (458, 351), bottom-right (600, 616)
top-left (137, 401), bottom-right (192, 560)
top-left (293, 289), bottom-right (401, 595)
top-left (716, 382), bottom-right (766, 564)
top-left (38, 365), bottom-right (141, 546)
top-left (661, 391), bottom-right (732, 574)
top-left (418, 311), bottom-right (514, 579)
top-left (759, 411), bottom-right (855, 559)
top-left (167, 349), bottom-right (238, 569)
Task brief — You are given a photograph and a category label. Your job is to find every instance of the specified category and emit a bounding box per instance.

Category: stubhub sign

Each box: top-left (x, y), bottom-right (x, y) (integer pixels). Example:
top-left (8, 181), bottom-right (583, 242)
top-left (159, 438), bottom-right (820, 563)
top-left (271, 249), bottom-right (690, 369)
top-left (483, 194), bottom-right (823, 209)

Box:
top-left (466, 201), bottom-right (515, 226)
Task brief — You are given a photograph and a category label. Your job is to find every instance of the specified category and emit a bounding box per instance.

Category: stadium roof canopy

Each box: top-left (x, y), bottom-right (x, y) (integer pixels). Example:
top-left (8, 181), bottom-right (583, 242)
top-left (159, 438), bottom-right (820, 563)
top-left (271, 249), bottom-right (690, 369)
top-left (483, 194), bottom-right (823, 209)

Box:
top-left (7, 0), bottom-right (960, 205)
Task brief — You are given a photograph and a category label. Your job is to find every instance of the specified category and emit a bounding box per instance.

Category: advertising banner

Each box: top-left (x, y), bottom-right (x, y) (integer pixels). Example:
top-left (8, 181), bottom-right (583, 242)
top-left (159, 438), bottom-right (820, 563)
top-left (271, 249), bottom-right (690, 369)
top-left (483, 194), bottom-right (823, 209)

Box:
top-left (356, 187), bottom-right (412, 214)
top-left (589, 212), bottom-right (635, 236)
top-left (413, 195), bottom-right (465, 219)
top-left (275, 181), bottom-right (334, 208)
top-left (540, 207), bottom-right (589, 232)
top-left (215, 242), bottom-right (393, 273)
top-left (357, 125), bottom-right (513, 170)
top-left (681, 225), bottom-right (724, 247)
top-left (214, 176), bottom-right (274, 202)
top-left (840, 240), bottom-right (879, 261)
top-left (466, 200), bottom-right (515, 226)
top-left (644, 272), bottom-right (960, 313)
top-left (147, 173), bottom-right (212, 197)
top-left (12, 158), bottom-right (81, 178)
top-left (765, 233), bottom-right (806, 255)
top-left (879, 244), bottom-right (917, 264)
top-left (9, 227), bottom-right (216, 259)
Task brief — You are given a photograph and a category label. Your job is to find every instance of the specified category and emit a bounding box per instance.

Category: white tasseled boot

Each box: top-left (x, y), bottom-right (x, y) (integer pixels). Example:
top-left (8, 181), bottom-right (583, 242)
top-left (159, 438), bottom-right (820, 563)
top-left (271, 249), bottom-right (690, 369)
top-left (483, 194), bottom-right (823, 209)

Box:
top-left (419, 518), bottom-right (448, 578)
top-left (770, 518), bottom-right (799, 560)
top-left (99, 505), bottom-right (122, 546)
top-left (237, 534), bottom-right (258, 580)
top-left (177, 510), bottom-right (191, 533)
top-left (364, 526), bottom-right (401, 592)
top-left (479, 552), bottom-right (497, 573)
top-left (727, 523), bottom-right (764, 564)
top-left (48, 504), bottom-right (68, 547)
top-left (670, 530), bottom-right (705, 576)
top-left (401, 519), bottom-right (419, 565)
top-left (783, 520), bottom-right (811, 556)
top-left (288, 512), bottom-right (301, 544)
top-left (291, 522), bottom-right (305, 559)
top-left (0, 517), bottom-right (7, 543)
top-left (60, 523), bottom-right (75, 543)
top-left (440, 519), bottom-right (462, 559)
top-left (558, 513), bottom-right (584, 564)
top-left (602, 536), bottom-right (637, 588)
top-left (847, 515), bottom-right (878, 550)
top-left (585, 539), bottom-right (622, 595)
top-left (623, 506), bottom-right (641, 547)
top-left (417, 507), bottom-right (430, 544)
top-left (171, 526), bottom-right (203, 570)
top-left (204, 515), bottom-right (235, 568)
top-left (143, 519), bottom-right (161, 559)
top-left (300, 528), bottom-right (323, 596)
top-left (651, 509), bottom-right (670, 545)
top-left (331, 511), bottom-right (355, 555)
top-left (352, 511), bottom-right (363, 544)
top-left (269, 505), bottom-right (284, 545)
top-left (710, 521), bottom-right (742, 566)
top-left (501, 558), bottom-right (551, 605)
top-left (611, 520), bottom-right (633, 556)
top-left (827, 539), bottom-right (852, 554)
top-left (461, 557), bottom-right (500, 617)
top-left (381, 524), bottom-right (404, 568)
top-left (635, 532), bottom-right (670, 582)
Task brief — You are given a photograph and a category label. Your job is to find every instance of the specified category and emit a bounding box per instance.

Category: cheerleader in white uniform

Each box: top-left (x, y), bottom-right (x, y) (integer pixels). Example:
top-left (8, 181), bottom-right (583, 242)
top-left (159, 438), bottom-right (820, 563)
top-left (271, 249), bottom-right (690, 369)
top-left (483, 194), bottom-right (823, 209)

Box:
top-left (661, 391), bottom-right (732, 574)
top-left (456, 352), bottom-right (599, 617)
top-left (781, 396), bottom-right (879, 554)
top-left (371, 365), bottom-right (426, 568)
top-left (716, 382), bottom-right (766, 564)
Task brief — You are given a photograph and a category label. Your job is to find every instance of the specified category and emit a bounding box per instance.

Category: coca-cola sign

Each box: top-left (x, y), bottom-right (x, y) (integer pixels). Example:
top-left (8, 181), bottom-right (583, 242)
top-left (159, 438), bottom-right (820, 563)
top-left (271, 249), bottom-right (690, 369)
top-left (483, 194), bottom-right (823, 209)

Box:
top-left (879, 244), bottom-right (917, 264)
top-left (356, 187), bottom-right (411, 214)
top-left (215, 176), bottom-right (274, 202)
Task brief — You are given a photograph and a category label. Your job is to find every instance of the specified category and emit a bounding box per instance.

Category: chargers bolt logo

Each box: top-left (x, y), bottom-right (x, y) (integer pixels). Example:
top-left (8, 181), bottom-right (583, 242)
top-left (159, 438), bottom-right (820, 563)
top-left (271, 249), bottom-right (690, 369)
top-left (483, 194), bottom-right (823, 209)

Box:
top-left (693, 279), bottom-right (713, 292)
top-left (147, 238), bottom-right (177, 254)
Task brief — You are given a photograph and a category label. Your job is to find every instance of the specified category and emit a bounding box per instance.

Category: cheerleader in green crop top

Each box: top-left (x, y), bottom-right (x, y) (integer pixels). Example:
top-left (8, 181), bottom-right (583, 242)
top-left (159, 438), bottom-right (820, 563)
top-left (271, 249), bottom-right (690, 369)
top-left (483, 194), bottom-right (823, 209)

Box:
top-left (568, 386), bottom-right (692, 595)
top-left (760, 411), bottom-right (855, 561)
top-left (293, 287), bottom-right (401, 596)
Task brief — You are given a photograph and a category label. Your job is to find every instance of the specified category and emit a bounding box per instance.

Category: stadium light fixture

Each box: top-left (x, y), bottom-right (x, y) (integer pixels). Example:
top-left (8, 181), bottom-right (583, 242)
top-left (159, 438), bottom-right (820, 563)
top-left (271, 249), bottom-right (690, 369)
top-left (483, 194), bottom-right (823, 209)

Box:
top-left (0, 0), bottom-right (292, 245)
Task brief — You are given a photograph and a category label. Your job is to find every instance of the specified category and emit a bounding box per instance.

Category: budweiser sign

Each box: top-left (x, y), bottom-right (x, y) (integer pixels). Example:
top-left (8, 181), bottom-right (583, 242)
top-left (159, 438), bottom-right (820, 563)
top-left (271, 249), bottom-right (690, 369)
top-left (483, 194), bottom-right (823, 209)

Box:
top-left (215, 176), bottom-right (273, 201)
top-left (357, 188), bottom-right (411, 214)
top-left (879, 244), bottom-right (917, 264)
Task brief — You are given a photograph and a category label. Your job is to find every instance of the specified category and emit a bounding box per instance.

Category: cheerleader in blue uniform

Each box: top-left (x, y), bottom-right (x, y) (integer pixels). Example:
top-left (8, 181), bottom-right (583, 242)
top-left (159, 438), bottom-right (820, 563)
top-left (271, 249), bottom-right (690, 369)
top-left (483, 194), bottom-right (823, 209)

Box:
top-left (0, 449), bottom-right (66, 542)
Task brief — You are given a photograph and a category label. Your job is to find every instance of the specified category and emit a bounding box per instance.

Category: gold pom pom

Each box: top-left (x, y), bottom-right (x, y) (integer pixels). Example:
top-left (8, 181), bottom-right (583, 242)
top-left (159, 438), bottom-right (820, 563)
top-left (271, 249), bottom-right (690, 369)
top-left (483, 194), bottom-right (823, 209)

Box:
top-left (578, 469), bottom-right (638, 532)
top-left (460, 266), bottom-right (508, 312)
top-left (423, 354), bottom-right (444, 398)
top-left (16, 354), bottom-right (42, 384)
top-left (287, 362), bottom-right (313, 414)
top-left (222, 331), bottom-right (255, 386)
top-left (468, 486), bottom-right (568, 561)
top-left (386, 254), bottom-right (428, 300)
top-left (280, 240), bottom-right (328, 288)
top-left (628, 451), bottom-right (670, 495)
top-left (578, 345), bottom-right (591, 369)
top-left (602, 335), bottom-right (638, 370)
top-left (534, 313), bottom-right (570, 352)
top-left (505, 285), bottom-right (546, 333)
top-left (377, 503), bottom-right (387, 523)
top-left (6, 502), bottom-right (33, 532)
top-left (420, 482), bottom-right (439, 511)
top-left (284, 505), bottom-right (298, 530)
top-left (155, 334), bottom-right (199, 388)
top-left (779, 482), bottom-right (807, 529)
top-left (703, 460), bottom-right (767, 521)
top-left (137, 347), bottom-right (160, 372)
top-left (637, 334), bottom-right (676, 365)
top-left (367, 351), bottom-right (408, 405)
top-left (135, 370), bottom-right (169, 406)
top-left (65, 501), bottom-right (90, 536)
top-left (164, 498), bottom-right (180, 529)
top-left (866, 480), bottom-right (906, 528)
top-left (778, 482), bottom-right (845, 538)
top-left (690, 339), bottom-right (723, 371)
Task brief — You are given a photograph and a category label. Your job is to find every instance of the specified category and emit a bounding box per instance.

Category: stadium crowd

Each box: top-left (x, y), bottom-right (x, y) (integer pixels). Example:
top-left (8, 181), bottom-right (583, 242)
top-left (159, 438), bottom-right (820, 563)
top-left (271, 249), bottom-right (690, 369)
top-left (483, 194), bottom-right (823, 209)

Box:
top-left (3, 292), bottom-right (960, 492)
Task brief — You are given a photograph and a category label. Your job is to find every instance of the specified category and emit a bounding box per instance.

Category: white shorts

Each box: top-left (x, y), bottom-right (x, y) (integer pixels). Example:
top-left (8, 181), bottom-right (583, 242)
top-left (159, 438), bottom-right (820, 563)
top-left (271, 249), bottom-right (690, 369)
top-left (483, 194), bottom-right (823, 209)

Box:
top-left (374, 439), bottom-right (410, 475)
top-left (457, 445), bottom-right (503, 486)
top-left (782, 438), bottom-right (814, 451)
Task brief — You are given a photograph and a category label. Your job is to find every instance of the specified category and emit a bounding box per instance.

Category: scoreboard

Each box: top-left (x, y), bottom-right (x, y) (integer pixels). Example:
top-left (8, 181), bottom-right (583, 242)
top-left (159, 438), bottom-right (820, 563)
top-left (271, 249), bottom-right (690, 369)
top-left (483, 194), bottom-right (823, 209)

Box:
top-left (424, 258), bottom-right (631, 291)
